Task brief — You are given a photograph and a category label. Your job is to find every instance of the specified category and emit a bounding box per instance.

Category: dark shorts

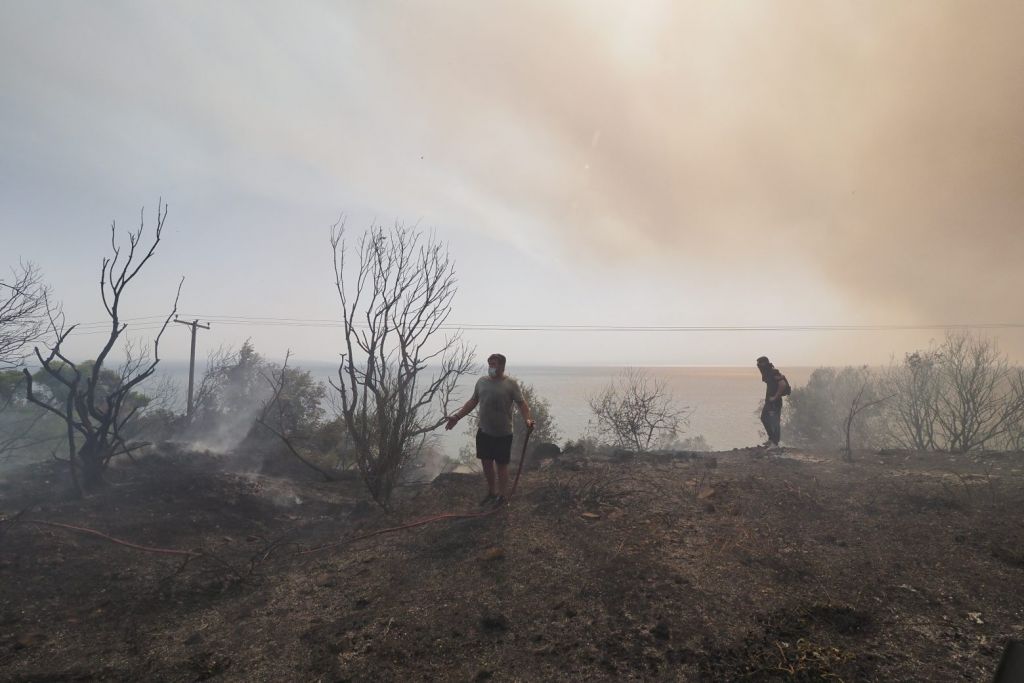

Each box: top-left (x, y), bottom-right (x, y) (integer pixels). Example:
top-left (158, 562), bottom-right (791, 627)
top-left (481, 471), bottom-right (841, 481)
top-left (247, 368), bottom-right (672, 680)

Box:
top-left (476, 430), bottom-right (513, 465)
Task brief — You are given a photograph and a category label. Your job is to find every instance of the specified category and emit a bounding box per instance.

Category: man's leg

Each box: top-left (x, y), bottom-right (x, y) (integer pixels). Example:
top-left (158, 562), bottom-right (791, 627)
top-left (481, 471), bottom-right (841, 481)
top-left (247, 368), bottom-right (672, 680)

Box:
top-left (774, 406), bottom-right (783, 445)
top-left (768, 408), bottom-right (781, 445)
top-left (482, 458), bottom-right (497, 495)
top-left (496, 462), bottom-right (509, 497)
top-left (760, 405), bottom-right (773, 445)
top-left (492, 434), bottom-right (514, 504)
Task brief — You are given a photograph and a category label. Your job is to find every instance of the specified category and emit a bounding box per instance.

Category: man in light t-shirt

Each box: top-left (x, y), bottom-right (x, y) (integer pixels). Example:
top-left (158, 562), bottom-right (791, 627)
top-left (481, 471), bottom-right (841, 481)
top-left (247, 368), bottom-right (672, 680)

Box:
top-left (446, 353), bottom-right (534, 507)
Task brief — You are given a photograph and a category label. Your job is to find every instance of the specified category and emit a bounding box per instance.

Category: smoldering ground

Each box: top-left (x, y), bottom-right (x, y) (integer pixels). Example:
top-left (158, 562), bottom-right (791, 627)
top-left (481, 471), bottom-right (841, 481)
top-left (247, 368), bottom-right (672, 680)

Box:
top-left (2, 440), bottom-right (1023, 681)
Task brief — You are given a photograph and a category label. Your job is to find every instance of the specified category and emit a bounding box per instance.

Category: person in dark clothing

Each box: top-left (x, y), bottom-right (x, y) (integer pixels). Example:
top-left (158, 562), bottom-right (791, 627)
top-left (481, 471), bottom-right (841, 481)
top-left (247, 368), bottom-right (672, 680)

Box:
top-left (757, 356), bottom-right (789, 448)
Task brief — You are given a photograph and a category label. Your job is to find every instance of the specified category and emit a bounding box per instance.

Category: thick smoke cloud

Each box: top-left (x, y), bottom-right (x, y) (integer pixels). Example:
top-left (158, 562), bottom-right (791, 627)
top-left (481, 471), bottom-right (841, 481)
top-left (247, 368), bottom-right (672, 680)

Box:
top-left (345, 1), bottom-right (1024, 324)
top-left (2, 1), bottom-right (1022, 363)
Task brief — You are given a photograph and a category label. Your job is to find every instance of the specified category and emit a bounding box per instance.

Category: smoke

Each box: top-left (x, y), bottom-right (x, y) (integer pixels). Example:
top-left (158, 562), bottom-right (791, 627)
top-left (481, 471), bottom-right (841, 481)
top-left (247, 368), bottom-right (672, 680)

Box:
top-left (406, 437), bottom-right (451, 483)
top-left (343, 1), bottom-right (1024, 325)
top-left (234, 471), bottom-right (305, 508)
top-left (183, 400), bottom-right (269, 455)
top-left (3, 1), bottom-right (1021, 361)
top-left (177, 343), bottom-right (274, 455)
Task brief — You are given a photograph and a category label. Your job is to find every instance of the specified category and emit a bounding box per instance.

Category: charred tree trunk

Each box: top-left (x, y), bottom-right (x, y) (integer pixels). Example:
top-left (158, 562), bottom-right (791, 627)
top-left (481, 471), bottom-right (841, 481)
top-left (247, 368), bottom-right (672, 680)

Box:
top-left (78, 441), bottom-right (109, 491)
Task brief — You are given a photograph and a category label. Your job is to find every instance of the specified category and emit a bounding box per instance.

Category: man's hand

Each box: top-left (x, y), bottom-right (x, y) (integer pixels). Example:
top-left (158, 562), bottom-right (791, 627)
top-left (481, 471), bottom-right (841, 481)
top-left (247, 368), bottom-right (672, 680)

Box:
top-left (445, 415), bottom-right (460, 431)
top-left (525, 419), bottom-right (536, 430)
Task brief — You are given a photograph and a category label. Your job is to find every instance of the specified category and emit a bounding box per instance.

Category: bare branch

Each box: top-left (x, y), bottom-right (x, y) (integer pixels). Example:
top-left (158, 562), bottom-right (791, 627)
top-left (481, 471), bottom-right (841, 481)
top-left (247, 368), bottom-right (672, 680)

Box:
top-left (588, 368), bottom-right (690, 452)
top-left (21, 202), bottom-right (180, 491)
top-left (330, 221), bottom-right (474, 505)
top-left (0, 261), bottom-right (52, 369)
top-left (256, 351), bottom-right (338, 482)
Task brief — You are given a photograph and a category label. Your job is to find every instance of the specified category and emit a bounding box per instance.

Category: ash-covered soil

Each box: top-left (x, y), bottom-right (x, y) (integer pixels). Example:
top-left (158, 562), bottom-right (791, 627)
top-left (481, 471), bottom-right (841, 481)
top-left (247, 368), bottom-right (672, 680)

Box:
top-left (1, 445), bottom-right (1022, 681)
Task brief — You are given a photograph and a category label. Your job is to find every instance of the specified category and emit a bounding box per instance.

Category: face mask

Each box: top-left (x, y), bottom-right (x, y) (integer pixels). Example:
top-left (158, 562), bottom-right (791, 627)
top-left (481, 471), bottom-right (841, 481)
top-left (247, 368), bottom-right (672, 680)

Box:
top-left (488, 366), bottom-right (499, 378)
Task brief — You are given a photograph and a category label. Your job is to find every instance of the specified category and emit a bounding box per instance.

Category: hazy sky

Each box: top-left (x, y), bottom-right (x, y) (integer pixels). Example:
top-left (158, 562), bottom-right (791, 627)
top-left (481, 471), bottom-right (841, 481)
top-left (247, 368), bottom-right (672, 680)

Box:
top-left (3, 1), bottom-right (1023, 367)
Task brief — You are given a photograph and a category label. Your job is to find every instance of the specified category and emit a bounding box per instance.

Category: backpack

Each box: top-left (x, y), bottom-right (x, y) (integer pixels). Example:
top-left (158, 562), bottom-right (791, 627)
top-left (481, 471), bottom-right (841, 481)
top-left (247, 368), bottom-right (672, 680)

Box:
top-left (775, 370), bottom-right (792, 397)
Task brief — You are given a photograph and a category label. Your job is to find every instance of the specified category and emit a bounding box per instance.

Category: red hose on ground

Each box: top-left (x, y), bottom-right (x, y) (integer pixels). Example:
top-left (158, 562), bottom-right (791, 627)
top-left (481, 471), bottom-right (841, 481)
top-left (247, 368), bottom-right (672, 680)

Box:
top-left (17, 519), bottom-right (202, 557)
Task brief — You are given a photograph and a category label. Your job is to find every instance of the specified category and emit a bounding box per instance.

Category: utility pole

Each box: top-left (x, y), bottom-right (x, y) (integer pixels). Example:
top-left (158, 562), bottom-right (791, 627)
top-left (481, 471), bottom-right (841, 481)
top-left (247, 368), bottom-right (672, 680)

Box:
top-left (174, 317), bottom-right (210, 421)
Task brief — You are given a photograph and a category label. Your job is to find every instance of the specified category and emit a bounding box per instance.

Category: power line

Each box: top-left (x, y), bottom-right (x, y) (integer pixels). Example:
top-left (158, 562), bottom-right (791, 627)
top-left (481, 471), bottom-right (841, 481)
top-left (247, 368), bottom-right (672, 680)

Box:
top-left (57, 313), bottom-right (1024, 335)
top-left (167, 314), bottom-right (1024, 332)
top-left (68, 316), bottom-right (171, 330)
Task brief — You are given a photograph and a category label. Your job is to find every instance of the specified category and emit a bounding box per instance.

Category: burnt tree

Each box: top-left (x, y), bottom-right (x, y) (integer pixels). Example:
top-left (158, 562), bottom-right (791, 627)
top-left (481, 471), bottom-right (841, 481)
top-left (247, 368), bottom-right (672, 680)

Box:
top-left (589, 367), bottom-right (690, 452)
top-left (0, 261), bottom-right (51, 369)
top-left (330, 221), bottom-right (474, 506)
top-left (23, 202), bottom-right (181, 492)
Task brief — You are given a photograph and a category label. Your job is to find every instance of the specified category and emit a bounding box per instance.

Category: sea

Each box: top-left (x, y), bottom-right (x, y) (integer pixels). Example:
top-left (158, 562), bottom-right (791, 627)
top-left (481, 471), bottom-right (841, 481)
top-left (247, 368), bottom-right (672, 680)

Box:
top-left (153, 362), bottom-right (814, 455)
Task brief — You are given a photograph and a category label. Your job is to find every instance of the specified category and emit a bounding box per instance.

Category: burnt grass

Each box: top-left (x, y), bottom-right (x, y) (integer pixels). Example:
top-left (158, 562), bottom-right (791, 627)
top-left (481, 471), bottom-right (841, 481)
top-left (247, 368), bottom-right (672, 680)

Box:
top-left (1, 446), bottom-right (1023, 681)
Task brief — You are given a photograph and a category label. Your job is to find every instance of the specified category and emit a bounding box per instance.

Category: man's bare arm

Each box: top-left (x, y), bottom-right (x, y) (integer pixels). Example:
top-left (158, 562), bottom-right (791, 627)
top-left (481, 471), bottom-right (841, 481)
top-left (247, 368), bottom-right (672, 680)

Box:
top-left (516, 399), bottom-right (535, 429)
top-left (445, 397), bottom-right (479, 430)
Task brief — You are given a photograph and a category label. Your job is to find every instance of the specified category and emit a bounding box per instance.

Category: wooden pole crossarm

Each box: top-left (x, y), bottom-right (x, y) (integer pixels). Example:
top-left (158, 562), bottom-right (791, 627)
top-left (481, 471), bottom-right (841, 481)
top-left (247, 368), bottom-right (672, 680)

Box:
top-left (174, 317), bottom-right (210, 420)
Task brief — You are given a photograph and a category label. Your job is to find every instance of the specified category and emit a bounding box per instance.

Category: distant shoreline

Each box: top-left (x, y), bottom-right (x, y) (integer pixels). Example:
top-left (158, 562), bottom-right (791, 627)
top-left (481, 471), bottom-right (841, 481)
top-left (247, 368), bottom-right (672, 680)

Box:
top-left (150, 360), bottom-right (825, 371)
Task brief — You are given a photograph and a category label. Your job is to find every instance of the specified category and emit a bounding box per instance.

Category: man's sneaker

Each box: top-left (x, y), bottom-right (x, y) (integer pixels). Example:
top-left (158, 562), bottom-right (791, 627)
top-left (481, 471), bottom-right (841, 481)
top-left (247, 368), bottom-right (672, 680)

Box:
top-left (758, 440), bottom-right (773, 448)
top-left (491, 495), bottom-right (508, 508)
top-left (479, 494), bottom-right (497, 507)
